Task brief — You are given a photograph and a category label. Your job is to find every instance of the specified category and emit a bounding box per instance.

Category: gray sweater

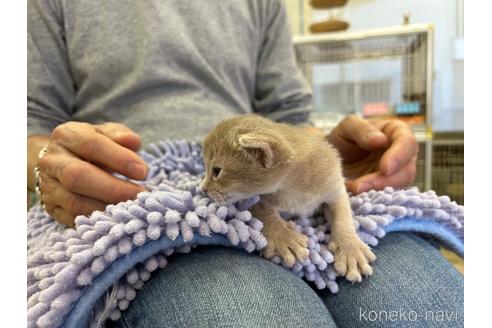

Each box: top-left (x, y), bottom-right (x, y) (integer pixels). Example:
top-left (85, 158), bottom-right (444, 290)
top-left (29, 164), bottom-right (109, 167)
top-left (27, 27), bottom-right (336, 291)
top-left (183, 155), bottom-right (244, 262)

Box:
top-left (28, 0), bottom-right (312, 146)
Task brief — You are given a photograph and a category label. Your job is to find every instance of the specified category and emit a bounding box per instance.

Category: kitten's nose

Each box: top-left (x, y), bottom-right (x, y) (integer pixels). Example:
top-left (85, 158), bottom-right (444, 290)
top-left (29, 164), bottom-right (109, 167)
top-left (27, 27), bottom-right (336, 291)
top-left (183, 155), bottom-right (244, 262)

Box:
top-left (199, 181), bottom-right (208, 193)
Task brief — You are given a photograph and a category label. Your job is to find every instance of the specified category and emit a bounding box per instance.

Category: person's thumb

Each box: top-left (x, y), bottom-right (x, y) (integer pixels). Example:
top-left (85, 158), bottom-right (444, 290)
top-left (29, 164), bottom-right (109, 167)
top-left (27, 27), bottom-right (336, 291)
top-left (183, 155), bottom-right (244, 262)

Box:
top-left (95, 122), bottom-right (142, 152)
top-left (334, 115), bottom-right (388, 150)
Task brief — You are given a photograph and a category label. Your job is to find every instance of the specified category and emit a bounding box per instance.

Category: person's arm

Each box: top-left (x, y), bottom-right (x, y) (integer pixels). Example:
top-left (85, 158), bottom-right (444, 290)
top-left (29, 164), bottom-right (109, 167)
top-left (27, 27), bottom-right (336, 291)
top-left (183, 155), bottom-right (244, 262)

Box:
top-left (27, 1), bottom-right (147, 227)
top-left (28, 0), bottom-right (75, 138)
top-left (253, 0), bottom-right (313, 126)
top-left (27, 0), bottom-right (73, 190)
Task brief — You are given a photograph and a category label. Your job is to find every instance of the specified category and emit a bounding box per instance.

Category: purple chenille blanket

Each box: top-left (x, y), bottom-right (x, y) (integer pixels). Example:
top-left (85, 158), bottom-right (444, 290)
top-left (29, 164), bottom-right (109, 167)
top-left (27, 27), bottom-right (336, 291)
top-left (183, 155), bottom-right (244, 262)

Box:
top-left (27, 140), bottom-right (464, 328)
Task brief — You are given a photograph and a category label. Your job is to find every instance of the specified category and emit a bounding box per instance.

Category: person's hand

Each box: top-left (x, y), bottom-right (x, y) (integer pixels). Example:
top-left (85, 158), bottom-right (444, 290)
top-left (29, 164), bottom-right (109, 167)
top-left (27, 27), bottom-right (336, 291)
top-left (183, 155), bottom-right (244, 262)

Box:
top-left (35, 122), bottom-right (148, 227)
top-left (327, 115), bottom-right (418, 194)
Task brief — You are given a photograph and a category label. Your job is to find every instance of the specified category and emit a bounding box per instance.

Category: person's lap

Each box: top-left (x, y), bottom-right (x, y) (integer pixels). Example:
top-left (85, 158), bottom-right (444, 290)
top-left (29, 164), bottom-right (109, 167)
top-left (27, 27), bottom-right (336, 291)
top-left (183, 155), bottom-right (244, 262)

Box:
top-left (317, 233), bottom-right (463, 328)
top-left (113, 245), bottom-right (334, 327)
top-left (113, 232), bottom-right (463, 328)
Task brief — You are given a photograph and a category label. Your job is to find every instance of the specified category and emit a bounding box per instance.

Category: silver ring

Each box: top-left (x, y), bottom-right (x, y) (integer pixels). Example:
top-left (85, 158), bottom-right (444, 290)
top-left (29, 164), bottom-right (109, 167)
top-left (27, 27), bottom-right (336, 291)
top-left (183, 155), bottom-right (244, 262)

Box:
top-left (34, 146), bottom-right (49, 209)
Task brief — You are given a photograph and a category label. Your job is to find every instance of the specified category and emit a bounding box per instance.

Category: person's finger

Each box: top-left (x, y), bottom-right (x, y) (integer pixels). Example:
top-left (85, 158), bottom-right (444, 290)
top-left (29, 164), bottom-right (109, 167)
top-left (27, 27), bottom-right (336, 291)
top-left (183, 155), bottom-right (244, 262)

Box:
top-left (95, 122), bottom-right (142, 152)
top-left (331, 115), bottom-right (389, 151)
top-left (376, 121), bottom-right (419, 176)
top-left (346, 155), bottom-right (417, 194)
top-left (345, 179), bottom-right (360, 194)
top-left (43, 197), bottom-right (76, 228)
top-left (40, 175), bottom-right (107, 217)
top-left (40, 153), bottom-right (146, 204)
top-left (328, 115), bottom-right (389, 164)
top-left (52, 206), bottom-right (76, 228)
top-left (51, 122), bottom-right (147, 180)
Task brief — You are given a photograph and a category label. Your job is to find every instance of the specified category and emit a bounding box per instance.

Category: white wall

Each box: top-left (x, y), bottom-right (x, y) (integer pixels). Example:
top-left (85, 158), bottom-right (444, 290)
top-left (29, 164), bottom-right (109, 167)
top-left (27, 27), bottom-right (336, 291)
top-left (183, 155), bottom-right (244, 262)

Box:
top-left (285, 0), bottom-right (464, 131)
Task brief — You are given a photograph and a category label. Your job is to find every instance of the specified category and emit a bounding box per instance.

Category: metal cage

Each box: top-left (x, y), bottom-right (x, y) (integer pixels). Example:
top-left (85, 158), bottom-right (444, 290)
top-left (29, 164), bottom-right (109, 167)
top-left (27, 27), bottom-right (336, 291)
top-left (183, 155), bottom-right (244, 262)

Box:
top-left (432, 133), bottom-right (464, 205)
top-left (293, 24), bottom-right (434, 189)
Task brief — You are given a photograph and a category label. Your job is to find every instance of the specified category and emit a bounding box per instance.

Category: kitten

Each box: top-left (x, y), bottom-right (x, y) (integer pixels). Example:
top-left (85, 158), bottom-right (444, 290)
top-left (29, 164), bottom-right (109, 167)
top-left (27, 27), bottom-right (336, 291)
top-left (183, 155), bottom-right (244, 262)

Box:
top-left (201, 114), bottom-right (375, 282)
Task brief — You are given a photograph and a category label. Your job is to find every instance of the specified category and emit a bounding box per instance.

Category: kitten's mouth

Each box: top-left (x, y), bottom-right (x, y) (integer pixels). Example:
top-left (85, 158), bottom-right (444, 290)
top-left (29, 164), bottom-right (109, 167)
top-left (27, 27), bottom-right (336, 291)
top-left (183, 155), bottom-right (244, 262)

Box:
top-left (221, 194), bottom-right (243, 205)
top-left (207, 191), bottom-right (244, 205)
top-left (207, 191), bottom-right (228, 204)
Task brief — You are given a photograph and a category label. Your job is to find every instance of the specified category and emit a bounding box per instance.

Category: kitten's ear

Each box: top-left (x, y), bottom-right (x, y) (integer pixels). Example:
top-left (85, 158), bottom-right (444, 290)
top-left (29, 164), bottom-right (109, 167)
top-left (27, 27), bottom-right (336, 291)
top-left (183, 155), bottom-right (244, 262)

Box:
top-left (238, 134), bottom-right (277, 168)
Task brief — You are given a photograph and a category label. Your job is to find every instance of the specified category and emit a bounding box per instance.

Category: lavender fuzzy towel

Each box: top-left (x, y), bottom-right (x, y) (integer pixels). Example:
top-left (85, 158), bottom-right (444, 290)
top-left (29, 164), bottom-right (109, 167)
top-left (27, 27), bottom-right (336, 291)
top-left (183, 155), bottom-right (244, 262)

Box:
top-left (27, 140), bottom-right (464, 328)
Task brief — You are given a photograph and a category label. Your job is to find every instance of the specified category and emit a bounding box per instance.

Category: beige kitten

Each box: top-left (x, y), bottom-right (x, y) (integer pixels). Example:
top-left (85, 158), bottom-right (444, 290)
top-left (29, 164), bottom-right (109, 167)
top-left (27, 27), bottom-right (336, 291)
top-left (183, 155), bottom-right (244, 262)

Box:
top-left (201, 114), bottom-right (376, 282)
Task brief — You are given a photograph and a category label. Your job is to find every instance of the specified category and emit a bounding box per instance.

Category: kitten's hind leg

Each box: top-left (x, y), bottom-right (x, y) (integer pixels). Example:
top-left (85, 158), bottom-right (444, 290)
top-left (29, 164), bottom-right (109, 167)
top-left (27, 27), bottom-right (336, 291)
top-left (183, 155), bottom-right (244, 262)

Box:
top-left (324, 193), bottom-right (376, 282)
top-left (251, 202), bottom-right (309, 267)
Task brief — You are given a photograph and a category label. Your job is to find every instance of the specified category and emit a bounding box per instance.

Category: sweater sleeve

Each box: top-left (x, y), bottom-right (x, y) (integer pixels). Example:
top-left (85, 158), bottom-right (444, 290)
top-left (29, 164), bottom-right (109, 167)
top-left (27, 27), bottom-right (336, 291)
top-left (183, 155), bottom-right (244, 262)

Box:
top-left (253, 0), bottom-right (313, 126)
top-left (27, 0), bottom-right (74, 137)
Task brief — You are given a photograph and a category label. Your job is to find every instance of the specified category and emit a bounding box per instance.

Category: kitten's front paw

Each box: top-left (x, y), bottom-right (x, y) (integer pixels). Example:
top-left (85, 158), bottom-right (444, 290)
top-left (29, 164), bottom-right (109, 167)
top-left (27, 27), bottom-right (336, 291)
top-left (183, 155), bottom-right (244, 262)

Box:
top-left (262, 221), bottom-right (309, 267)
top-left (328, 235), bottom-right (376, 282)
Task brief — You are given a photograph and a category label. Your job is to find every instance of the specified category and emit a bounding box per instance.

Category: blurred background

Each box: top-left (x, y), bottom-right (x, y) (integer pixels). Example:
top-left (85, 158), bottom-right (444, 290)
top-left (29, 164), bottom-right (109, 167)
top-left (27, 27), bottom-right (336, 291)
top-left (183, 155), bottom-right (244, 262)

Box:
top-left (285, 0), bottom-right (464, 206)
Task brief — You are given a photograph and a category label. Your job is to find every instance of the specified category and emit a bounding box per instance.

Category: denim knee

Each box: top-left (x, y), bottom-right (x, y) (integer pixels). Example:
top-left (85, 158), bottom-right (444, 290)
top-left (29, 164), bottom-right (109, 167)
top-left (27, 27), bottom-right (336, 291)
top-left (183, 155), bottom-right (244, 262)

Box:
top-left (117, 246), bottom-right (336, 327)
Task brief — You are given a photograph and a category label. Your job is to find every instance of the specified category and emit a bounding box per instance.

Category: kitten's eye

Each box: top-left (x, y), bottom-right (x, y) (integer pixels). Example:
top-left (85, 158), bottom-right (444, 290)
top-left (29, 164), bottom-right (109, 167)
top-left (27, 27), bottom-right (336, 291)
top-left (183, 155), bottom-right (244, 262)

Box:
top-left (212, 167), bottom-right (221, 178)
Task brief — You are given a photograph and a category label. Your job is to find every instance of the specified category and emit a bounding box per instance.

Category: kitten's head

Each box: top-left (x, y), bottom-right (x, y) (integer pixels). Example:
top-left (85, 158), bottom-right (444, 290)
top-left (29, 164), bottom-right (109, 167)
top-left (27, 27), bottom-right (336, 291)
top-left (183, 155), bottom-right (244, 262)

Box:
top-left (200, 115), bottom-right (294, 204)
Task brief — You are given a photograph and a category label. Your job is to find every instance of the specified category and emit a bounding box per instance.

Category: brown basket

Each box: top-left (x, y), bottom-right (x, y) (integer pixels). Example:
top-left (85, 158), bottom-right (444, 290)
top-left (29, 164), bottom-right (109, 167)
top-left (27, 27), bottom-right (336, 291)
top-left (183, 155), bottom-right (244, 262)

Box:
top-left (310, 0), bottom-right (348, 9)
top-left (309, 19), bottom-right (349, 33)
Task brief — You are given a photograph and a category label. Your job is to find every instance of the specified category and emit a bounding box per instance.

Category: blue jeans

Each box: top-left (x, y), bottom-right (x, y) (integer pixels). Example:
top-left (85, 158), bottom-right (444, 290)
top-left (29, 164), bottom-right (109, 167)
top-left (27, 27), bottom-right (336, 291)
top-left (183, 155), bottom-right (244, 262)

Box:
top-left (113, 233), bottom-right (463, 327)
